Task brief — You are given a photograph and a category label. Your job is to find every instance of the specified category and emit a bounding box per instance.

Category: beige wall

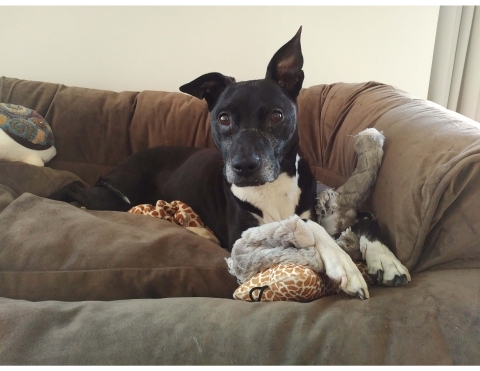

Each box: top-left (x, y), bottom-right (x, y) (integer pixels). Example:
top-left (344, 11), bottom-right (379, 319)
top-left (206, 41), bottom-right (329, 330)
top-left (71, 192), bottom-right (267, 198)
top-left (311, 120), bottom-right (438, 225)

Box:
top-left (1, 6), bottom-right (439, 99)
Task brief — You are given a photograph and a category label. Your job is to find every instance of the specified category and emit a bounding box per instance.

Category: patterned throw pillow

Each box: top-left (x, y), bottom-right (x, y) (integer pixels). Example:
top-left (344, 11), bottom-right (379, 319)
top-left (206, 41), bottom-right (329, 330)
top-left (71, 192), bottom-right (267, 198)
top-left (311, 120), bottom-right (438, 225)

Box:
top-left (0, 103), bottom-right (54, 150)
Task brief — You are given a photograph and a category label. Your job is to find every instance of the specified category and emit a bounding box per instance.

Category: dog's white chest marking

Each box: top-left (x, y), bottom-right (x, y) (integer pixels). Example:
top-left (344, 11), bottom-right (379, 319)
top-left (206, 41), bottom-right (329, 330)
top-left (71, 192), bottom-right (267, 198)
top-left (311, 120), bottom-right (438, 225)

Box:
top-left (231, 155), bottom-right (310, 224)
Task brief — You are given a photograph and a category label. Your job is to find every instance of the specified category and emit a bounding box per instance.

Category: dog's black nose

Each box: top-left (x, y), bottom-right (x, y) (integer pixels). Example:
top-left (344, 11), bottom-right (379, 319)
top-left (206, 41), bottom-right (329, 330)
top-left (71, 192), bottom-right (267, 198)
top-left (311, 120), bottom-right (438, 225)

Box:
top-left (232, 154), bottom-right (260, 176)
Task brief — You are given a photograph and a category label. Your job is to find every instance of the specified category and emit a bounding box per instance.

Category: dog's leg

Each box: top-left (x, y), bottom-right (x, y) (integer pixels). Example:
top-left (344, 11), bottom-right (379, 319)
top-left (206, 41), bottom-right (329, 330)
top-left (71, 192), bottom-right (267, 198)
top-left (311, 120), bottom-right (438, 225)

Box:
top-left (305, 220), bottom-right (370, 299)
top-left (48, 181), bottom-right (88, 204)
top-left (351, 215), bottom-right (411, 286)
top-left (48, 180), bottom-right (131, 211)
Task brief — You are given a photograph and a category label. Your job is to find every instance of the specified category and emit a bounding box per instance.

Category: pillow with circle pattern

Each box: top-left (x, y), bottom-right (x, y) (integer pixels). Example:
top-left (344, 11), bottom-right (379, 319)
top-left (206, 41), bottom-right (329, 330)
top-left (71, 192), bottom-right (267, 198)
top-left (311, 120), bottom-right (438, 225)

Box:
top-left (0, 103), bottom-right (56, 166)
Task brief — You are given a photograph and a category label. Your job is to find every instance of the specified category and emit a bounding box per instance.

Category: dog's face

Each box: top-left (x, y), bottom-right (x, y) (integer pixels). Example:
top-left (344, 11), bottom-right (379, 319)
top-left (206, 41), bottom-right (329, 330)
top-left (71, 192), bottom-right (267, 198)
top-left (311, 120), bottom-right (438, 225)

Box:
top-left (180, 27), bottom-right (304, 187)
top-left (208, 78), bottom-right (301, 187)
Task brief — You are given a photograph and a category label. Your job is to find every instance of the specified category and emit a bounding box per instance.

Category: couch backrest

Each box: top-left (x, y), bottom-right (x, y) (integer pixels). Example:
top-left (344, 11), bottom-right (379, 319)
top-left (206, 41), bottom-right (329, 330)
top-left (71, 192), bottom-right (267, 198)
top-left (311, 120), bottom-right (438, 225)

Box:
top-left (0, 76), bottom-right (410, 187)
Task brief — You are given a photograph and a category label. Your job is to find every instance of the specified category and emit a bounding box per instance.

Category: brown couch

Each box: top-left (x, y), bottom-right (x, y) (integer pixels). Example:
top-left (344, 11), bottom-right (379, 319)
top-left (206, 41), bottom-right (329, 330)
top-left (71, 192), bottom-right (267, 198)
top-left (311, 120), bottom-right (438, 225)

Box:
top-left (0, 76), bottom-right (479, 365)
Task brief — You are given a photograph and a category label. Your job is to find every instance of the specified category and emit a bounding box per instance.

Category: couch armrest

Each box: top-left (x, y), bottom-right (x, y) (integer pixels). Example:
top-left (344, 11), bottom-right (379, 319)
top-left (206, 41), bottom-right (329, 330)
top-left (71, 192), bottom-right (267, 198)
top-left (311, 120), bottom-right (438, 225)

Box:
top-left (371, 96), bottom-right (480, 272)
top-left (300, 83), bottom-right (480, 272)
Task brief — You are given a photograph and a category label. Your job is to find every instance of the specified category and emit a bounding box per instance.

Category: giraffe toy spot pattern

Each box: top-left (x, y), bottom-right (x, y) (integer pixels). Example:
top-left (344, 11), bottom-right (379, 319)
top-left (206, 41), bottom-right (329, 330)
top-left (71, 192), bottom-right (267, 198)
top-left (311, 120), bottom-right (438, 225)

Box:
top-left (233, 262), bottom-right (373, 302)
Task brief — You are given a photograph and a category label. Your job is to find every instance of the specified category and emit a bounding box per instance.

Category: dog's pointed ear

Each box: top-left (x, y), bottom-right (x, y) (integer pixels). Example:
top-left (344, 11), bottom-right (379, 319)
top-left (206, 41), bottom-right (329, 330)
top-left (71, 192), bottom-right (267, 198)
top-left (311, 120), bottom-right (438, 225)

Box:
top-left (265, 26), bottom-right (304, 100)
top-left (179, 72), bottom-right (236, 111)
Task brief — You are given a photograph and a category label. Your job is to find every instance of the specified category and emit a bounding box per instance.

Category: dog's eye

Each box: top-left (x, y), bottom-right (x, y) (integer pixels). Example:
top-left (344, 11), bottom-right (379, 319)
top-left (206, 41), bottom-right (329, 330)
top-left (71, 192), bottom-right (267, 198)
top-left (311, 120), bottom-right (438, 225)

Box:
top-left (218, 113), bottom-right (230, 126)
top-left (270, 111), bottom-right (283, 123)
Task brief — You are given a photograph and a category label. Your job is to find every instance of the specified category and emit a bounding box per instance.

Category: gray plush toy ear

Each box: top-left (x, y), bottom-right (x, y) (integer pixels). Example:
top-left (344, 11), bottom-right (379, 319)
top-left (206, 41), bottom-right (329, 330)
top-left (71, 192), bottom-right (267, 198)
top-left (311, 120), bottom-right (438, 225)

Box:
top-left (179, 72), bottom-right (236, 111)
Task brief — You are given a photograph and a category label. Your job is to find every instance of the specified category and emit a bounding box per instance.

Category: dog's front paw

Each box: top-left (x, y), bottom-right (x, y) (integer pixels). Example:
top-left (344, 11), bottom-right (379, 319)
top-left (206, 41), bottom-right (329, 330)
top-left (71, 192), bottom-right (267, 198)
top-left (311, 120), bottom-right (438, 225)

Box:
top-left (322, 245), bottom-right (370, 299)
top-left (360, 237), bottom-right (411, 286)
top-left (306, 220), bottom-right (369, 299)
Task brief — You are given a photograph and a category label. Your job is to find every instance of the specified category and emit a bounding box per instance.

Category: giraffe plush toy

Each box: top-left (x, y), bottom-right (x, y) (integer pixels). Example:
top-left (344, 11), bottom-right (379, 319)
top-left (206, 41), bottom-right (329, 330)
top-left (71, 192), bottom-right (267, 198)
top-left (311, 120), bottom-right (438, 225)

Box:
top-left (233, 262), bottom-right (373, 302)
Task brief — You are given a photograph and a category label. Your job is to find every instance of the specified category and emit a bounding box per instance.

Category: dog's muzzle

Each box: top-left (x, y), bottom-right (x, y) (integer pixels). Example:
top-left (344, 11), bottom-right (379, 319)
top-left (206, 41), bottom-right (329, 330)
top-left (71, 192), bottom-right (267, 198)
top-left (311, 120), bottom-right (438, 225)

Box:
top-left (224, 131), bottom-right (279, 187)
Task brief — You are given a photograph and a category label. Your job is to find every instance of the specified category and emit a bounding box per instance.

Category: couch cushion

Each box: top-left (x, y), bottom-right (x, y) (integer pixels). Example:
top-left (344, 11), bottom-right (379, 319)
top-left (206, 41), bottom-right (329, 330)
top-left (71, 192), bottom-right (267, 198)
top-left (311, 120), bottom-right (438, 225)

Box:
top-left (0, 268), bottom-right (478, 365)
top-left (0, 193), bottom-right (238, 301)
top-left (0, 163), bottom-right (238, 301)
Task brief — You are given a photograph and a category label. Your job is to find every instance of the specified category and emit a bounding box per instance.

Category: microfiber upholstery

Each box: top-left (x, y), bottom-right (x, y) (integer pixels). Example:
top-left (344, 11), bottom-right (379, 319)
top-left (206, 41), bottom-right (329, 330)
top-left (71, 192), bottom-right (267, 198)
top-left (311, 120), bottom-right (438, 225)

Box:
top-left (0, 269), bottom-right (479, 365)
top-left (129, 91), bottom-right (214, 152)
top-left (0, 160), bottom-right (84, 207)
top-left (0, 162), bottom-right (237, 301)
top-left (0, 76), bottom-right (479, 364)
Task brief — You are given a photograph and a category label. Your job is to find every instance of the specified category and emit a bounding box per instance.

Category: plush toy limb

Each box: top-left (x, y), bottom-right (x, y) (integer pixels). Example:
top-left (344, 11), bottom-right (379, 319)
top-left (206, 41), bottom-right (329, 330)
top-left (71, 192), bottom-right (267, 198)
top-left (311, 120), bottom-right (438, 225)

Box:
top-left (226, 215), bottom-right (324, 284)
top-left (315, 188), bottom-right (342, 236)
top-left (336, 128), bottom-right (385, 214)
top-left (316, 128), bottom-right (385, 235)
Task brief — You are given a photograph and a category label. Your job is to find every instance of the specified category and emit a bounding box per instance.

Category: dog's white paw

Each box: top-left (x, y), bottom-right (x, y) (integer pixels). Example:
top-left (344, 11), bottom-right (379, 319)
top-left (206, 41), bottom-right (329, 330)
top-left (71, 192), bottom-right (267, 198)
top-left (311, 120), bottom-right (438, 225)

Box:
top-left (360, 237), bottom-right (411, 286)
top-left (321, 242), bottom-right (370, 299)
top-left (306, 220), bottom-right (369, 299)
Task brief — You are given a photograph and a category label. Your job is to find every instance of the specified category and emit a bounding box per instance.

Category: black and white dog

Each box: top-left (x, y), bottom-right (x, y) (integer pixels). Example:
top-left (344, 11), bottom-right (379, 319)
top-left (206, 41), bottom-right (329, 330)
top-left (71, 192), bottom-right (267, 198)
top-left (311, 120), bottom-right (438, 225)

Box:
top-left (50, 27), bottom-right (410, 299)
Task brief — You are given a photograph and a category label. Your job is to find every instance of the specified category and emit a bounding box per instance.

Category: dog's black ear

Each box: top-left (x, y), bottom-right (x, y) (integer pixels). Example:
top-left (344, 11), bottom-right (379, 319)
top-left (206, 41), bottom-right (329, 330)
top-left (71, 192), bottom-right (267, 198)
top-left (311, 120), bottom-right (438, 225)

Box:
top-left (179, 72), bottom-right (236, 111)
top-left (265, 26), bottom-right (304, 100)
